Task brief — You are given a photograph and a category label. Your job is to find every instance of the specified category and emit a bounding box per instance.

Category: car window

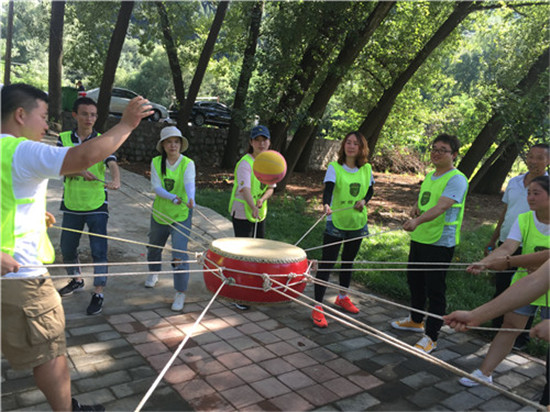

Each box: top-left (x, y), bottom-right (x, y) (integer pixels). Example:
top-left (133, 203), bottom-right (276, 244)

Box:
top-left (120, 90), bottom-right (137, 99)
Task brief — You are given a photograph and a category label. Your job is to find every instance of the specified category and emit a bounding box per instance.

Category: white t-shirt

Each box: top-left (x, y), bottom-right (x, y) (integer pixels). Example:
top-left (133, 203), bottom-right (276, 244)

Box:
top-left (507, 213), bottom-right (550, 242)
top-left (1, 135), bottom-right (69, 278)
top-left (150, 155), bottom-right (196, 203)
top-left (323, 163), bottom-right (375, 222)
top-left (500, 173), bottom-right (531, 242)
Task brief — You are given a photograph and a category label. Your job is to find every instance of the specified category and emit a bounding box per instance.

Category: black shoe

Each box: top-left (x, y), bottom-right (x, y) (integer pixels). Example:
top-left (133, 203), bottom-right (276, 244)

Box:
top-left (234, 303), bottom-right (249, 310)
top-left (72, 398), bottom-right (105, 411)
top-left (58, 279), bottom-right (84, 296)
top-left (87, 293), bottom-right (104, 315)
top-left (513, 335), bottom-right (530, 351)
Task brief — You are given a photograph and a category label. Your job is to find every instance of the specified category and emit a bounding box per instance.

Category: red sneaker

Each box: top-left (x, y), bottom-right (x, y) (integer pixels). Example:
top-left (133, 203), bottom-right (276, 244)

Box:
top-left (312, 305), bottom-right (328, 328)
top-left (335, 295), bottom-right (359, 314)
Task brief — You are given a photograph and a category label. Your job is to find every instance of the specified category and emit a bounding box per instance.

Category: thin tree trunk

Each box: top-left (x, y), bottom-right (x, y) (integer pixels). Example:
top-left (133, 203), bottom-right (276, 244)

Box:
top-left (3, 0), bottom-right (14, 86)
top-left (458, 47), bottom-right (550, 177)
top-left (48, 1), bottom-right (65, 124)
top-left (278, 1), bottom-right (395, 192)
top-left (157, 1), bottom-right (186, 125)
top-left (178, 0), bottom-right (229, 137)
top-left (96, 1), bottom-right (135, 132)
top-left (359, 1), bottom-right (476, 155)
top-left (470, 142), bottom-right (520, 194)
top-left (221, 1), bottom-right (263, 169)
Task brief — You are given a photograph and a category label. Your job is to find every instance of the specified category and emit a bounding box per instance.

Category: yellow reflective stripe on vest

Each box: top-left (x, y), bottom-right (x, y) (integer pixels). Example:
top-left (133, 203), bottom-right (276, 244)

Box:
top-left (330, 162), bottom-right (371, 231)
top-left (60, 131), bottom-right (106, 211)
top-left (228, 154), bottom-right (268, 222)
top-left (511, 211), bottom-right (550, 307)
top-left (152, 155), bottom-right (190, 224)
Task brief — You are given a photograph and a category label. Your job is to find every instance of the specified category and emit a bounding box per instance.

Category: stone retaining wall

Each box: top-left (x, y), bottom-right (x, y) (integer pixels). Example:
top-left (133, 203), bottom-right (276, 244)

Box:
top-left (62, 112), bottom-right (339, 170)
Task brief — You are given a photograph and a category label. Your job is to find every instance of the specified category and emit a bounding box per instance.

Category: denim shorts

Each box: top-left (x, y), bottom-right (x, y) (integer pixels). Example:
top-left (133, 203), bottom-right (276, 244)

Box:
top-left (325, 220), bottom-right (369, 239)
top-left (514, 304), bottom-right (550, 319)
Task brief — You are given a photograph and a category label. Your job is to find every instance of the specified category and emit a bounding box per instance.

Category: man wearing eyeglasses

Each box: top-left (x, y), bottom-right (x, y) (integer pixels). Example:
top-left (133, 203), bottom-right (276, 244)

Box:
top-left (56, 97), bottom-right (121, 316)
top-left (391, 134), bottom-right (468, 354)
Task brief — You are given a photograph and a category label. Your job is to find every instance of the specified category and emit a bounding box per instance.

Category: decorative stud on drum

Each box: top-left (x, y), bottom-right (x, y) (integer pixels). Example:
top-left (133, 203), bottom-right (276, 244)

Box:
top-left (203, 238), bottom-right (308, 304)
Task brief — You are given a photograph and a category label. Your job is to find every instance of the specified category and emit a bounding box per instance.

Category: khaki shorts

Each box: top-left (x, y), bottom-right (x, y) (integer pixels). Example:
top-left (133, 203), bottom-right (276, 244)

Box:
top-left (1, 274), bottom-right (66, 370)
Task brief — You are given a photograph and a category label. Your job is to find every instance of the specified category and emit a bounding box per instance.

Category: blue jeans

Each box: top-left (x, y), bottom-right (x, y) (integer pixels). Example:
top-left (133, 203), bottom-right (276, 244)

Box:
top-left (147, 210), bottom-right (192, 292)
top-left (60, 212), bottom-right (108, 287)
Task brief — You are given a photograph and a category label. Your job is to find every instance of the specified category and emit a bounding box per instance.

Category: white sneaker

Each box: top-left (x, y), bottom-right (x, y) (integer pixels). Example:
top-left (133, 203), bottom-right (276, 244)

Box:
top-left (414, 335), bottom-right (437, 354)
top-left (459, 369), bottom-right (492, 387)
top-left (144, 274), bottom-right (158, 288)
top-left (171, 292), bottom-right (185, 311)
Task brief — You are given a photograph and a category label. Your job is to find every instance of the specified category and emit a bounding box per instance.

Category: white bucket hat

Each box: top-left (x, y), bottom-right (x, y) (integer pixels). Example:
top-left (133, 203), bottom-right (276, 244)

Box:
top-left (156, 126), bottom-right (189, 153)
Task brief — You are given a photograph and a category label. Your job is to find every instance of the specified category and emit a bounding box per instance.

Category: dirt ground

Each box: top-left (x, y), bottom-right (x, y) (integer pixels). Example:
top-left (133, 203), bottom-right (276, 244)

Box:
top-left (119, 161), bottom-right (502, 231)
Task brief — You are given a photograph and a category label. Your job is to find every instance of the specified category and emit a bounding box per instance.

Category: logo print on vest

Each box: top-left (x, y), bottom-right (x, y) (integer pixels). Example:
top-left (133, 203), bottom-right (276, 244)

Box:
top-left (420, 191), bottom-right (431, 206)
top-left (349, 183), bottom-right (360, 197)
top-left (164, 178), bottom-right (175, 192)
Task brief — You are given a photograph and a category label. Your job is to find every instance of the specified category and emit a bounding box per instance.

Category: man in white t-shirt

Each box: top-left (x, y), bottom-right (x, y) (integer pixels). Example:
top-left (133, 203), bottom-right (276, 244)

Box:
top-left (1, 83), bottom-right (151, 411)
top-left (484, 144), bottom-right (549, 339)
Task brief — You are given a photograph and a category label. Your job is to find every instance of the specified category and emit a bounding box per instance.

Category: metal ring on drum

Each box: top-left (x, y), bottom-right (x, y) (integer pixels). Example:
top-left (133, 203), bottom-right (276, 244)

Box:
top-left (203, 237), bottom-right (309, 304)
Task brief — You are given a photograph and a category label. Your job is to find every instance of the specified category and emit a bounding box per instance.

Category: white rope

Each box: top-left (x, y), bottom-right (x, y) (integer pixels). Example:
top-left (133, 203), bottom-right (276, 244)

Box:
top-left (134, 278), bottom-right (229, 412)
top-left (20, 260), bottom-right (196, 269)
top-left (263, 275), bottom-right (544, 410)
top-left (294, 206), bottom-right (355, 247)
top-left (304, 228), bottom-right (401, 252)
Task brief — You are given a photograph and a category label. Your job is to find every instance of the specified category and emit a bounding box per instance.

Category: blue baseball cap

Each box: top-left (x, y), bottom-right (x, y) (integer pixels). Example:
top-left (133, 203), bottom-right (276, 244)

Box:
top-left (250, 125), bottom-right (270, 140)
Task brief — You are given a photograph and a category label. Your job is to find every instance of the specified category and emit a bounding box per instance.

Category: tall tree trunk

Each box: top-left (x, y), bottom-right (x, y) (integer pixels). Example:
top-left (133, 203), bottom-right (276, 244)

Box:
top-left (157, 1), bottom-right (186, 125)
top-left (3, 0), bottom-right (14, 86)
top-left (359, 1), bottom-right (476, 155)
top-left (221, 1), bottom-right (263, 169)
top-left (458, 47), bottom-right (550, 177)
top-left (278, 1), bottom-right (395, 192)
top-left (470, 141), bottom-right (520, 194)
top-left (48, 1), bottom-right (65, 124)
top-left (96, 1), bottom-right (135, 132)
top-left (268, 3), bottom-right (352, 152)
top-left (178, 0), bottom-right (229, 137)
top-left (295, 124), bottom-right (319, 172)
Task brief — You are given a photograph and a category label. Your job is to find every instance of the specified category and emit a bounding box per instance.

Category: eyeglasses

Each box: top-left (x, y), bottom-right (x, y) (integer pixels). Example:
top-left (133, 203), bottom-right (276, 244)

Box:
top-left (431, 147), bottom-right (452, 155)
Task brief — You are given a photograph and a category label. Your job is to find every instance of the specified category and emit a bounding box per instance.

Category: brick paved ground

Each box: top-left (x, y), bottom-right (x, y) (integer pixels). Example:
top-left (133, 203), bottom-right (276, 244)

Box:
top-left (1, 166), bottom-right (546, 411)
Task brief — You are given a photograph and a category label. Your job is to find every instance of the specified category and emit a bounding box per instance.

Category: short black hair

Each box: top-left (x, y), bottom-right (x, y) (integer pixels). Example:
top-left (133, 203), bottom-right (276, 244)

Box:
top-left (432, 133), bottom-right (461, 154)
top-left (530, 175), bottom-right (549, 195)
top-left (531, 143), bottom-right (550, 155)
top-left (72, 97), bottom-right (97, 113)
top-left (1, 83), bottom-right (48, 122)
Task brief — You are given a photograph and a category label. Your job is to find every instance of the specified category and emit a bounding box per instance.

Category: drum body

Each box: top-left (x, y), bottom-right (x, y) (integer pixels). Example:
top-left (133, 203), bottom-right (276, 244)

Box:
top-left (203, 237), bottom-right (308, 304)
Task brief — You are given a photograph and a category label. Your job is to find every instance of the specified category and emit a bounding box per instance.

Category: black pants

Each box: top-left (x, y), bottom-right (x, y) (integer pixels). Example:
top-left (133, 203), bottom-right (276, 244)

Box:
top-left (232, 217), bottom-right (265, 238)
top-left (407, 240), bottom-right (454, 342)
top-left (314, 232), bottom-right (363, 303)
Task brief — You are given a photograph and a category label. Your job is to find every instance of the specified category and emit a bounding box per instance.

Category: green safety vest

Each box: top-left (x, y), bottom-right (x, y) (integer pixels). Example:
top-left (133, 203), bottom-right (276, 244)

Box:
top-left (228, 154), bottom-right (268, 223)
top-left (1, 136), bottom-right (54, 263)
top-left (60, 131), bottom-right (106, 211)
top-left (152, 155), bottom-right (191, 225)
top-left (410, 169), bottom-right (467, 245)
top-left (330, 162), bottom-right (372, 231)
top-left (511, 211), bottom-right (550, 307)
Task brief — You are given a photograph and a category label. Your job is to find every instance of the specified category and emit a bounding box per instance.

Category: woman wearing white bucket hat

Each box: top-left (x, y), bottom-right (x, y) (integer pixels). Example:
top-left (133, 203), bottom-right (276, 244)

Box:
top-left (145, 126), bottom-right (194, 312)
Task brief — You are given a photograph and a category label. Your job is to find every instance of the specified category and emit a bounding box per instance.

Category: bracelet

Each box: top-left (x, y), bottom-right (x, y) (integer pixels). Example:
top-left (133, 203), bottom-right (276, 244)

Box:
top-left (505, 255), bottom-right (511, 269)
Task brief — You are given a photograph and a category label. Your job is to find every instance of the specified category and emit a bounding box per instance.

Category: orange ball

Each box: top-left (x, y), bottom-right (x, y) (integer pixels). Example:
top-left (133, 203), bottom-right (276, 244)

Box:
top-left (253, 150), bottom-right (287, 184)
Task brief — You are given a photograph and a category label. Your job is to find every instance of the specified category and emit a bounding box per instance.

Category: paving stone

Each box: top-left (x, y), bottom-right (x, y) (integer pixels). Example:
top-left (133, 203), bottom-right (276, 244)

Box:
top-left (236, 322), bottom-right (265, 335)
top-left (249, 376), bottom-right (293, 399)
top-left (406, 386), bottom-right (448, 409)
top-left (221, 384), bottom-right (263, 409)
top-left (1, 393), bottom-right (17, 410)
top-left (304, 347), bottom-right (339, 362)
top-left (107, 314), bottom-right (134, 324)
top-left (322, 376), bottom-right (362, 397)
top-left (287, 336), bottom-right (319, 352)
top-left (69, 323), bottom-right (114, 336)
top-left (282, 352), bottom-right (318, 369)
top-left (478, 396), bottom-right (523, 411)
top-left (495, 358), bottom-right (520, 374)
top-left (445, 332), bottom-right (475, 344)
top-left (147, 352), bottom-right (182, 371)
top-left (163, 313), bottom-right (195, 326)
top-left (227, 335), bottom-right (261, 351)
top-left (81, 338), bottom-right (129, 354)
top-left (5, 369), bottom-right (32, 380)
top-left (126, 331), bottom-right (160, 345)
top-left (205, 370), bottom-right (245, 391)
top-left (188, 331), bottom-right (219, 345)
top-left (74, 370), bottom-right (131, 392)
top-left (367, 381), bottom-right (415, 402)
top-left (297, 384), bottom-right (339, 406)
top-left (495, 371), bottom-right (532, 389)
top-left (217, 351), bottom-right (253, 369)
top-left (324, 357), bottom-right (361, 375)
top-left (433, 348), bottom-right (461, 362)
top-left (259, 358), bottom-right (296, 375)
top-left (133, 310), bottom-right (162, 322)
top-left (401, 370), bottom-right (441, 390)
top-left (348, 371), bottom-right (384, 390)
top-left (150, 326), bottom-right (185, 342)
top-left (202, 340), bottom-right (236, 357)
top-left (188, 392), bottom-right (234, 411)
top-left (256, 319), bottom-right (280, 331)
top-left (469, 384), bottom-right (501, 400)
top-left (222, 314), bottom-right (249, 327)
top-left (301, 364), bottom-right (339, 382)
top-left (335, 391), bottom-right (380, 411)
top-left (251, 331), bottom-right (282, 345)
top-left (370, 352), bottom-right (409, 366)
top-left (1, 376), bottom-right (37, 395)
top-left (242, 346), bottom-right (277, 363)
top-left (135, 341), bottom-right (169, 358)
top-left (271, 327), bottom-right (301, 340)
top-left (163, 363), bottom-right (196, 385)
top-left (175, 378), bottom-right (216, 400)
top-left (96, 330), bottom-right (122, 341)
top-left (441, 391), bottom-right (484, 410)
top-left (135, 385), bottom-right (190, 411)
top-left (128, 365), bottom-right (156, 381)
top-left (93, 355), bottom-right (147, 374)
top-left (269, 391), bottom-right (313, 411)
top-left (233, 364), bottom-right (271, 383)
top-left (70, 353), bottom-right (114, 368)
top-left (178, 346), bottom-right (210, 363)
top-left (265, 341), bottom-right (299, 356)
top-left (111, 377), bottom-right (156, 398)
top-left (277, 370), bottom-right (316, 390)
top-left (242, 311), bottom-right (270, 322)
top-left (506, 354), bottom-right (531, 365)
top-left (449, 342), bottom-right (480, 356)
top-left (140, 318), bottom-right (171, 329)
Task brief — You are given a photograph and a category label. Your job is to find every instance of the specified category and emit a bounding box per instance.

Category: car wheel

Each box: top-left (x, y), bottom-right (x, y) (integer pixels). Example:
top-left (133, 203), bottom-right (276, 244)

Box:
top-left (193, 113), bottom-right (205, 126)
top-left (149, 109), bottom-right (161, 122)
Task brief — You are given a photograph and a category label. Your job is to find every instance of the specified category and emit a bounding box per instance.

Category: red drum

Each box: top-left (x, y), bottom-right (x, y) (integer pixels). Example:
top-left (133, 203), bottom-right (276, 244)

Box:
top-left (203, 237), bottom-right (308, 304)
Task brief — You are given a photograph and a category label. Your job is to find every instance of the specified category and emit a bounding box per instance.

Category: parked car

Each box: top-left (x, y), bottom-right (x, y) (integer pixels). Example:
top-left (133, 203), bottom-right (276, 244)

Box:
top-left (169, 101), bottom-right (231, 127)
top-left (80, 87), bottom-right (169, 122)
